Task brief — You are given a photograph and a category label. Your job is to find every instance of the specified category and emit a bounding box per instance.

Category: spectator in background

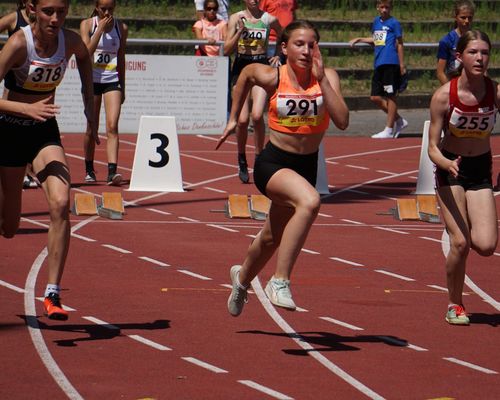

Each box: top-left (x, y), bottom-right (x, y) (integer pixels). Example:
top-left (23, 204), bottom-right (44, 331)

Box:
top-left (193, 0), bottom-right (227, 56)
top-left (436, 0), bottom-right (475, 85)
top-left (223, 0), bottom-right (282, 183)
top-left (81, 0), bottom-right (128, 185)
top-left (195, 0), bottom-right (229, 21)
top-left (259, 0), bottom-right (297, 59)
top-left (349, 0), bottom-right (408, 139)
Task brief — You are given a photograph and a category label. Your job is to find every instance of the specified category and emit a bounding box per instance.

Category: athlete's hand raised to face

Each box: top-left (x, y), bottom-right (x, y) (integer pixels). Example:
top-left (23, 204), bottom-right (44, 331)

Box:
top-left (311, 42), bottom-right (325, 82)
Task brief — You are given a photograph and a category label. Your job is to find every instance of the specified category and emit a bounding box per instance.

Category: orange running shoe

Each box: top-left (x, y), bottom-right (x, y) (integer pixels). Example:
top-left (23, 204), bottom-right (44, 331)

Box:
top-left (44, 293), bottom-right (69, 321)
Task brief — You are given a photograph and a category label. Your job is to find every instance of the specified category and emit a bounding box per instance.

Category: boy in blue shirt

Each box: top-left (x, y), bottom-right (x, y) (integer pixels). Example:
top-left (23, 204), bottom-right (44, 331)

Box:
top-left (350, 0), bottom-right (408, 138)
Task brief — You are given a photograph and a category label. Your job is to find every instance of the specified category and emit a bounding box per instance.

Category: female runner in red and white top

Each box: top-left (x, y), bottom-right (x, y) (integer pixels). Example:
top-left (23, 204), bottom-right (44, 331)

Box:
top-left (428, 30), bottom-right (499, 325)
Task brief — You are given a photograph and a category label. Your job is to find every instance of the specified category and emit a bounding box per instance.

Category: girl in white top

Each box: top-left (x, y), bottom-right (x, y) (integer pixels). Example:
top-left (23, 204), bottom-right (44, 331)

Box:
top-left (0, 0), bottom-right (97, 320)
top-left (80, 0), bottom-right (128, 185)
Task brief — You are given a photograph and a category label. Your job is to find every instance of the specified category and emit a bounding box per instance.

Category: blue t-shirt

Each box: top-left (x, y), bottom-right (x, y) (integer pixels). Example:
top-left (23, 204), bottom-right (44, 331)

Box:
top-left (371, 16), bottom-right (402, 68)
top-left (437, 30), bottom-right (460, 76)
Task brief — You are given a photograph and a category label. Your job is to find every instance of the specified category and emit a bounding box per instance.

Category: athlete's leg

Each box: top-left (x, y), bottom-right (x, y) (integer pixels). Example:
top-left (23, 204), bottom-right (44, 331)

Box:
top-left (466, 188), bottom-right (498, 256)
top-left (32, 146), bottom-right (71, 286)
top-left (250, 85), bottom-right (267, 155)
top-left (0, 166), bottom-right (25, 238)
top-left (238, 169), bottom-right (320, 286)
top-left (102, 89), bottom-right (122, 165)
top-left (83, 94), bottom-right (102, 176)
top-left (436, 185), bottom-right (470, 306)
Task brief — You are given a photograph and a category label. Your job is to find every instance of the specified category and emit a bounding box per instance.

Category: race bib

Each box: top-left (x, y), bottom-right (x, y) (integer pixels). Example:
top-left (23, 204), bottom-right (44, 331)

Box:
top-left (239, 27), bottom-right (267, 49)
top-left (373, 30), bottom-right (387, 46)
top-left (23, 59), bottom-right (66, 91)
top-left (449, 107), bottom-right (496, 139)
top-left (276, 93), bottom-right (324, 127)
top-left (94, 51), bottom-right (118, 72)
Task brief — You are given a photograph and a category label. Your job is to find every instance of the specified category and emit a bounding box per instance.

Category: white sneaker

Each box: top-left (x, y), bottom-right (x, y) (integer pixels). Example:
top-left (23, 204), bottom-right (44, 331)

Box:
top-left (394, 118), bottom-right (408, 138)
top-left (227, 265), bottom-right (248, 317)
top-left (371, 130), bottom-right (394, 139)
top-left (265, 277), bottom-right (296, 310)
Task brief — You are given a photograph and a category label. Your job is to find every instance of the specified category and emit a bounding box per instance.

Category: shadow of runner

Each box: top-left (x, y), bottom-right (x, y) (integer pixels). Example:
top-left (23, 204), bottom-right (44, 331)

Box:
top-left (238, 330), bottom-right (411, 355)
top-left (468, 313), bottom-right (500, 327)
top-left (19, 315), bottom-right (170, 347)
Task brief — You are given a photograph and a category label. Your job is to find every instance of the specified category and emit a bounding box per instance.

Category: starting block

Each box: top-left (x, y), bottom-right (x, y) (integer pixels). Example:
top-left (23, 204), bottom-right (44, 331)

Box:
top-left (250, 195), bottom-right (271, 220)
top-left (97, 192), bottom-right (125, 220)
top-left (225, 194), bottom-right (271, 220)
top-left (394, 195), bottom-right (440, 223)
top-left (226, 194), bottom-right (252, 218)
top-left (72, 192), bottom-right (125, 220)
top-left (73, 193), bottom-right (98, 216)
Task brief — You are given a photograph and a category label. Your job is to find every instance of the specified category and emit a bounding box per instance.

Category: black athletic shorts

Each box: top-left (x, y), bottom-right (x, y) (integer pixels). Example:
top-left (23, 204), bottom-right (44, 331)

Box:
top-left (0, 115), bottom-right (62, 167)
top-left (254, 141), bottom-right (318, 196)
top-left (371, 64), bottom-right (401, 97)
top-left (435, 149), bottom-right (493, 191)
top-left (231, 54), bottom-right (269, 86)
top-left (93, 81), bottom-right (122, 95)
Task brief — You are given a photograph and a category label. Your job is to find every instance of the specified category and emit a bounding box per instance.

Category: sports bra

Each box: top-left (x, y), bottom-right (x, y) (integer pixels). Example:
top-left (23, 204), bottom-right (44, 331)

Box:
top-left (4, 25), bottom-right (67, 95)
top-left (445, 76), bottom-right (497, 139)
top-left (268, 66), bottom-right (330, 135)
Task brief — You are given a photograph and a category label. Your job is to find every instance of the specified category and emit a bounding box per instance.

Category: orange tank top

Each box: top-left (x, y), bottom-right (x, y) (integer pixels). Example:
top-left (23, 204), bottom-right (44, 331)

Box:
top-left (268, 66), bottom-right (330, 134)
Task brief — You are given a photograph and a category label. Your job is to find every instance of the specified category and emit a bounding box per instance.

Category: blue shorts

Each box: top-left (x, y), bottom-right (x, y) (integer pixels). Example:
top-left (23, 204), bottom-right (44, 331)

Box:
top-left (254, 141), bottom-right (318, 196)
top-left (0, 115), bottom-right (62, 167)
top-left (435, 149), bottom-right (493, 191)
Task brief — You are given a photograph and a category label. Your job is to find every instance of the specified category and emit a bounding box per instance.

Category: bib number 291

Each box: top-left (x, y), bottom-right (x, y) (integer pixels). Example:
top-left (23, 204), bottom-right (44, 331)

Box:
top-left (149, 133), bottom-right (169, 168)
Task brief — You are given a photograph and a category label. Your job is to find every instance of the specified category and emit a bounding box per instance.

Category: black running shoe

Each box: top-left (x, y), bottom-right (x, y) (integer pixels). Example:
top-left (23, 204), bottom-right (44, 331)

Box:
top-left (238, 154), bottom-right (249, 184)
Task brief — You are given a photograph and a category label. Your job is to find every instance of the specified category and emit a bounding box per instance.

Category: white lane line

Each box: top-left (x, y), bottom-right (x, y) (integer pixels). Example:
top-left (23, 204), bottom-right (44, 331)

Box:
top-left (441, 229), bottom-right (500, 310)
top-left (238, 380), bottom-right (294, 400)
top-left (204, 186), bottom-right (227, 193)
top-left (71, 233), bottom-right (96, 242)
top-left (329, 257), bottom-right (364, 267)
top-left (301, 248), bottom-right (320, 255)
top-left (375, 336), bottom-right (428, 352)
top-left (319, 317), bottom-right (364, 331)
top-left (374, 226), bottom-right (409, 235)
top-left (295, 306), bottom-right (309, 312)
top-left (443, 357), bottom-right (498, 374)
top-left (0, 279), bottom-right (26, 293)
top-left (178, 216), bottom-right (199, 222)
top-left (147, 208), bottom-right (171, 215)
top-left (82, 316), bottom-right (119, 330)
top-left (102, 244), bottom-right (132, 254)
top-left (376, 170), bottom-right (397, 175)
top-left (346, 164), bottom-right (369, 170)
top-left (139, 256), bottom-right (170, 267)
top-left (464, 276), bottom-right (500, 311)
top-left (341, 219), bottom-right (365, 225)
top-left (128, 335), bottom-right (172, 351)
top-left (374, 270), bottom-right (415, 282)
top-left (25, 248), bottom-right (84, 400)
top-left (177, 269), bottom-right (212, 280)
top-left (182, 357), bottom-right (228, 373)
top-left (420, 236), bottom-right (443, 243)
top-left (329, 145), bottom-right (420, 160)
top-left (426, 284), bottom-right (470, 296)
top-left (318, 212), bottom-right (332, 218)
top-left (207, 224), bottom-right (239, 233)
top-left (251, 278), bottom-right (385, 400)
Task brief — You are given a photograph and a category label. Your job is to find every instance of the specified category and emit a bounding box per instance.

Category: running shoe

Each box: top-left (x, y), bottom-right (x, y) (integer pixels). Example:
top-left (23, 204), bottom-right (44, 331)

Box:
top-left (107, 173), bottom-right (123, 186)
top-left (227, 265), bottom-right (248, 317)
top-left (238, 156), bottom-right (249, 184)
top-left (371, 130), bottom-right (394, 139)
top-left (23, 175), bottom-right (39, 189)
top-left (445, 304), bottom-right (469, 325)
top-left (393, 118), bottom-right (409, 138)
top-left (85, 171), bottom-right (97, 182)
top-left (44, 293), bottom-right (69, 321)
top-left (265, 277), bottom-right (296, 310)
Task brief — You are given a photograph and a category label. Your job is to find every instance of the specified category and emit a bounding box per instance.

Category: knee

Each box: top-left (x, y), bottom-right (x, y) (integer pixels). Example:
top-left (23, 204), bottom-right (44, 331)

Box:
top-left (107, 124), bottom-right (119, 136)
top-left (237, 119), bottom-right (249, 130)
top-left (370, 95), bottom-right (381, 103)
top-left (450, 236), bottom-right (470, 257)
top-left (257, 228), bottom-right (279, 249)
top-left (1, 220), bottom-right (19, 238)
top-left (48, 195), bottom-right (70, 218)
top-left (250, 110), bottom-right (264, 123)
top-left (297, 192), bottom-right (321, 217)
top-left (474, 242), bottom-right (497, 257)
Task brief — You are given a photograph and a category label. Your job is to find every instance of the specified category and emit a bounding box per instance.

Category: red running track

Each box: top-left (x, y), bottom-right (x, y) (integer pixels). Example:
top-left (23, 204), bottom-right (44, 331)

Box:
top-left (1, 132), bottom-right (499, 400)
